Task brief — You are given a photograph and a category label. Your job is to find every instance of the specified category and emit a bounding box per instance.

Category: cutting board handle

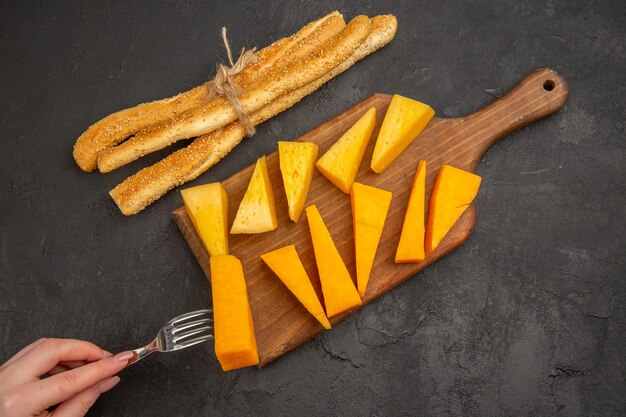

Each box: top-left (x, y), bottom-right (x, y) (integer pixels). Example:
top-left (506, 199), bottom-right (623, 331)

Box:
top-left (463, 68), bottom-right (569, 167)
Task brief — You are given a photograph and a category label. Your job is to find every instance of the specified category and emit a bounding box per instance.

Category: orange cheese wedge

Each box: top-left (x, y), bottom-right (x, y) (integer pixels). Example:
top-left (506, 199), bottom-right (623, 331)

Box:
top-left (395, 160), bottom-right (426, 263)
top-left (371, 95), bottom-right (434, 173)
top-left (278, 141), bottom-right (318, 222)
top-left (316, 107), bottom-right (376, 193)
top-left (231, 156), bottom-right (278, 234)
top-left (181, 183), bottom-right (229, 256)
top-left (351, 182), bottom-right (392, 297)
top-left (210, 255), bottom-right (259, 371)
top-left (306, 205), bottom-right (362, 317)
top-left (261, 245), bottom-right (331, 329)
top-left (425, 165), bottom-right (482, 253)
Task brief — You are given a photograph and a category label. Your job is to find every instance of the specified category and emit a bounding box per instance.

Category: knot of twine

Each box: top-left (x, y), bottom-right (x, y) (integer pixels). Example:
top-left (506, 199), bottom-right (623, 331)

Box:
top-left (206, 27), bottom-right (257, 136)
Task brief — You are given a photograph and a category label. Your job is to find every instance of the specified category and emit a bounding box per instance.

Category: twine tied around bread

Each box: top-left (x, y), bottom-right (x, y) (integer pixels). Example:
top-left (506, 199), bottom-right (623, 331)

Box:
top-left (206, 27), bottom-right (258, 136)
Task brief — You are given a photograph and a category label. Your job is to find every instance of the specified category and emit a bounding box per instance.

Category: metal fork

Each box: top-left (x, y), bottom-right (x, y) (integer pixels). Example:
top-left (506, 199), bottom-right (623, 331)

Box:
top-left (127, 309), bottom-right (213, 366)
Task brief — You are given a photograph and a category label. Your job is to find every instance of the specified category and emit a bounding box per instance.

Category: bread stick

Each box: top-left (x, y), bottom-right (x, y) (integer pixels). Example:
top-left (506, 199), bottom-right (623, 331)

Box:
top-left (110, 15), bottom-right (397, 215)
top-left (97, 15), bottom-right (372, 173)
top-left (72, 11), bottom-right (345, 172)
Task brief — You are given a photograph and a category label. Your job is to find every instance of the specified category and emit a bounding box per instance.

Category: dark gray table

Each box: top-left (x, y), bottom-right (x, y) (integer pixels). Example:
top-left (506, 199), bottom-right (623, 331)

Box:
top-left (1, 1), bottom-right (624, 416)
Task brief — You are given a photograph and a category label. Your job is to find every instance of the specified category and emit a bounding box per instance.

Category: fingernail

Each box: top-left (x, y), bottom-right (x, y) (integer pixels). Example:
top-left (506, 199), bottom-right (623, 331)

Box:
top-left (113, 351), bottom-right (134, 363)
top-left (98, 376), bottom-right (121, 393)
top-left (103, 350), bottom-right (113, 358)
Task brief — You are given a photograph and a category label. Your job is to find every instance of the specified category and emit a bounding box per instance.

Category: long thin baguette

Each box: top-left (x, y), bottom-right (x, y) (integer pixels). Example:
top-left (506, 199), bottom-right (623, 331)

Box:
top-left (97, 16), bottom-right (372, 173)
top-left (72, 11), bottom-right (344, 172)
top-left (110, 15), bottom-right (397, 215)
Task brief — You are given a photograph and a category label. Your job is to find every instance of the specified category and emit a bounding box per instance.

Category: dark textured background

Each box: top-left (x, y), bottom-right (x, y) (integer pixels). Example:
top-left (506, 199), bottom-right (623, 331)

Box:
top-left (1, 0), bottom-right (624, 416)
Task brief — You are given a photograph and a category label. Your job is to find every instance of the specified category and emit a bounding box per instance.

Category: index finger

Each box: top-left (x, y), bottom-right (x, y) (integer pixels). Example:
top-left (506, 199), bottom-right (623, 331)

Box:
top-left (0, 338), bottom-right (47, 369)
top-left (4, 338), bottom-right (107, 382)
top-left (22, 352), bottom-right (132, 411)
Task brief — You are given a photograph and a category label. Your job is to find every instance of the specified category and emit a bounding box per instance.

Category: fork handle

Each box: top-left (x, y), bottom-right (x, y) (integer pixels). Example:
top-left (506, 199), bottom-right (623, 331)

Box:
top-left (127, 339), bottom-right (159, 366)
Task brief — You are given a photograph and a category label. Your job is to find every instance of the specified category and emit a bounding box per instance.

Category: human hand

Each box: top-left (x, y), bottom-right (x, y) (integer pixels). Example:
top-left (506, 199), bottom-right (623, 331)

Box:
top-left (0, 338), bottom-right (133, 417)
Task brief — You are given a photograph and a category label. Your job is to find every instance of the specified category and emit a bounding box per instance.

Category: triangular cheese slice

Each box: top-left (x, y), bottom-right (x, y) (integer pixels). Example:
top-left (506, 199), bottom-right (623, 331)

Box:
top-left (395, 160), bottom-right (426, 263)
top-left (278, 141), bottom-right (319, 222)
top-left (181, 182), bottom-right (229, 256)
top-left (261, 245), bottom-right (331, 329)
top-left (425, 165), bottom-right (482, 253)
top-left (371, 95), bottom-right (434, 173)
top-left (351, 182), bottom-right (392, 297)
top-left (316, 107), bottom-right (376, 193)
top-left (231, 156), bottom-right (278, 234)
top-left (306, 205), bottom-right (362, 317)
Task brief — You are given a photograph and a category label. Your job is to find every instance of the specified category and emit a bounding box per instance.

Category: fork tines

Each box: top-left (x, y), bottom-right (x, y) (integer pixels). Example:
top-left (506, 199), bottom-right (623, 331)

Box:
top-left (169, 309), bottom-right (214, 348)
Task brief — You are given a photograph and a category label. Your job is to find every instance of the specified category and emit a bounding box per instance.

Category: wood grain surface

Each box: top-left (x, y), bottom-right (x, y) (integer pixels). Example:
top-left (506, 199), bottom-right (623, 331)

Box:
top-left (173, 68), bottom-right (569, 367)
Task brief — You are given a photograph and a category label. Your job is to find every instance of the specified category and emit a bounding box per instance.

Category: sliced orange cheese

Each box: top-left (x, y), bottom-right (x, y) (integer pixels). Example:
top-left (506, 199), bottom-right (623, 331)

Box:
top-left (181, 183), bottom-right (229, 256)
top-left (371, 95), bottom-right (435, 173)
top-left (395, 160), bottom-right (427, 263)
top-left (351, 182), bottom-right (392, 297)
top-left (305, 205), bottom-right (362, 317)
top-left (316, 107), bottom-right (376, 193)
top-left (231, 156), bottom-right (278, 234)
top-left (261, 245), bottom-right (331, 329)
top-left (210, 255), bottom-right (259, 371)
top-left (278, 141), bottom-right (318, 222)
top-left (425, 165), bottom-right (482, 253)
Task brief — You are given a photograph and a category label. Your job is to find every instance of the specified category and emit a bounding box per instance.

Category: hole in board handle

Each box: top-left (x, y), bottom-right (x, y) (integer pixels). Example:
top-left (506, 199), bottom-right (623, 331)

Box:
top-left (543, 79), bottom-right (555, 91)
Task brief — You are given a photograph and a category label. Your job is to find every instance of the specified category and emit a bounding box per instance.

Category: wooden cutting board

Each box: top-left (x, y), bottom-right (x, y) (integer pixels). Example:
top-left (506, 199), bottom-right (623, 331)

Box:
top-left (173, 68), bottom-right (568, 367)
